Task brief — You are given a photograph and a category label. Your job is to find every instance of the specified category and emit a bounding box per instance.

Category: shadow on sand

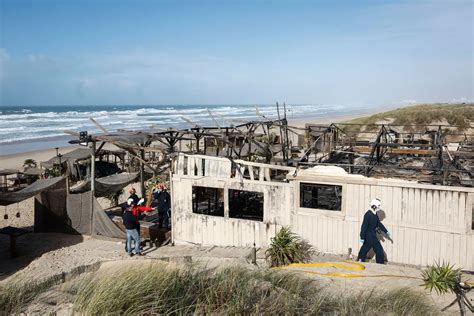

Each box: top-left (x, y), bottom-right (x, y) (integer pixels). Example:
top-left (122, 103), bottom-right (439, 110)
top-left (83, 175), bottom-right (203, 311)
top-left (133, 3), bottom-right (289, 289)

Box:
top-left (0, 228), bottom-right (84, 281)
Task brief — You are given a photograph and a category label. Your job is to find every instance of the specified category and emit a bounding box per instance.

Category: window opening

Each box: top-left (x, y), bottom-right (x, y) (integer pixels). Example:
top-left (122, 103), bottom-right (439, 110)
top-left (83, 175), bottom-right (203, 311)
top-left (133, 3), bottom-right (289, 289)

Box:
top-left (300, 183), bottom-right (342, 211)
top-left (192, 186), bottom-right (224, 217)
top-left (229, 189), bottom-right (264, 221)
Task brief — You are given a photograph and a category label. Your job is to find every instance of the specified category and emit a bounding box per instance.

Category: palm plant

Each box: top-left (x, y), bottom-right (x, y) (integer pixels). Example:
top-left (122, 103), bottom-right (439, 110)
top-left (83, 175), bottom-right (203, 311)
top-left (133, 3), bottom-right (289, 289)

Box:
top-left (265, 226), bottom-right (313, 267)
top-left (23, 159), bottom-right (37, 169)
top-left (422, 261), bottom-right (473, 315)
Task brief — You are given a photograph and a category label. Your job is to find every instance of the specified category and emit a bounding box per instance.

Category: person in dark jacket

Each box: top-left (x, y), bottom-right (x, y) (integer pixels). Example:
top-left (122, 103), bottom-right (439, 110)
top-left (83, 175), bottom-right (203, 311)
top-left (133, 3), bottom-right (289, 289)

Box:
top-left (153, 183), bottom-right (171, 229)
top-left (128, 187), bottom-right (140, 206)
top-left (357, 198), bottom-right (390, 264)
top-left (122, 198), bottom-right (145, 256)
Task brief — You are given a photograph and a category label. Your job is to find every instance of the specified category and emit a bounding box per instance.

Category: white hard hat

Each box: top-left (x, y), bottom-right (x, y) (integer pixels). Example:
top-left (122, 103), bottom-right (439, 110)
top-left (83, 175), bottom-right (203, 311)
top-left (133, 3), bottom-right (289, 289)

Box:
top-left (127, 198), bottom-right (135, 206)
top-left (369, 198), bottom-right (382, 209)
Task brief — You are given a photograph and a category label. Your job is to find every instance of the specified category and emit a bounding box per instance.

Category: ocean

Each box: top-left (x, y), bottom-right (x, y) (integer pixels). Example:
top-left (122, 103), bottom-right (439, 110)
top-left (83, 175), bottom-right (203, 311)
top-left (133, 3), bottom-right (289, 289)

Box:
top-left (0, 104), bottom-right (370, 155)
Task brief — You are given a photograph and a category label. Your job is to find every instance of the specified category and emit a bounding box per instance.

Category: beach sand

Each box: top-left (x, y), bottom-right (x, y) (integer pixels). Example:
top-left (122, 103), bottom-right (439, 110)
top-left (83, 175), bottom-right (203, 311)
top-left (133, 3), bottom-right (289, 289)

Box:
top-left (0, 146), bottom-right (77, 171)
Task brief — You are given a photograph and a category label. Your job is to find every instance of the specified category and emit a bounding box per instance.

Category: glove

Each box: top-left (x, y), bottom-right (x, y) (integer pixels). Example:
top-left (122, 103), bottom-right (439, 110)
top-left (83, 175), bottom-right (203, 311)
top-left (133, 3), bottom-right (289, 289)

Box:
top-left (359, 239), bottom-right (364, 244)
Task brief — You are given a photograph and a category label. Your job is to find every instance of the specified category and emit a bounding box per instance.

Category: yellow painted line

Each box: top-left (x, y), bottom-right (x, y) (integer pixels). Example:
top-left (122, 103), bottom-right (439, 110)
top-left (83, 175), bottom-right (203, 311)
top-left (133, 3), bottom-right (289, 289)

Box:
top-left (276, 261), bottom-right (420, 279)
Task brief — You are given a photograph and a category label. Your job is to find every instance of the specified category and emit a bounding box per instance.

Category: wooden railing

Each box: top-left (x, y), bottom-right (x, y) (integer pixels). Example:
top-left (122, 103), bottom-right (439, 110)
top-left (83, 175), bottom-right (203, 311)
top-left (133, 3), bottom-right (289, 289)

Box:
top-left (173, 153), bottom-right (295, 183)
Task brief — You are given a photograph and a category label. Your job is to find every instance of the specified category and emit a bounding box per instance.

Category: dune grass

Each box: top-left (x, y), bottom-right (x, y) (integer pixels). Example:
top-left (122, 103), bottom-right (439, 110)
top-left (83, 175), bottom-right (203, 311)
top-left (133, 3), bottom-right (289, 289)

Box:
top-left (63, 263), bottom-right (437, 315)
top-left (0, 274), bottom-right (63, 314)
top-left (342, 103), bottom-right (473, 133)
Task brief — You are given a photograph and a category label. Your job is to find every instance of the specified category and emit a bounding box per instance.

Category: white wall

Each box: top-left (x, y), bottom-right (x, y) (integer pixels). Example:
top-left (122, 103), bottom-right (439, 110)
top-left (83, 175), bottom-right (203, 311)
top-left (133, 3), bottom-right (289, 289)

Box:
top-left (171, 154), bottom-right (474, 270)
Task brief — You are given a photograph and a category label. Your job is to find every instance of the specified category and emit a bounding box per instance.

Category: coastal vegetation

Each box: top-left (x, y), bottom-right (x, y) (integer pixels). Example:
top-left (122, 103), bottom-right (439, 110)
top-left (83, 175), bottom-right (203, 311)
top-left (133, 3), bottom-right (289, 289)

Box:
top-left (22, 159), bottom-right (37, 169)
top-left (0, 262), bottom-right (440, 314)
top-left (66, 264), bottom-right (436, 315)
top-left (343, 103), bottom-right (474, 133)
top-left (422, 261), bottom-right (472, 315)
top-left (265, 226), bottom-right (313, 267)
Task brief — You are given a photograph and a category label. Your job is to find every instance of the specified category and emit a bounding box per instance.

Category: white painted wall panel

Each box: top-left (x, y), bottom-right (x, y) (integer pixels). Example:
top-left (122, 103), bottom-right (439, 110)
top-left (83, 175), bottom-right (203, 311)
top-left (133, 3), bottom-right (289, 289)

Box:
top-left (172, 154), bottom-right (474, 270)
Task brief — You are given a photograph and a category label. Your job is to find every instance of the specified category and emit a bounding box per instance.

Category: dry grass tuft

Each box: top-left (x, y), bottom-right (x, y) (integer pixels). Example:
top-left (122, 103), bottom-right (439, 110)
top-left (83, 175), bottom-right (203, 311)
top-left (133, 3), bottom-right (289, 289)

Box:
top-left (63, 263), bottom-right (437, 315)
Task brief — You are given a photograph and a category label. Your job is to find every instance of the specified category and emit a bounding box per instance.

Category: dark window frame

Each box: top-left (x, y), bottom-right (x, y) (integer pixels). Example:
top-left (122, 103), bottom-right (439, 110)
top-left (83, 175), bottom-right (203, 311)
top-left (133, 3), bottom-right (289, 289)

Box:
top-left (192, 186), bottom-right (224, 217)
top-left (228, 189), bottom-right (264, 222)
top-left (299, 182), bottom-right (342, 211)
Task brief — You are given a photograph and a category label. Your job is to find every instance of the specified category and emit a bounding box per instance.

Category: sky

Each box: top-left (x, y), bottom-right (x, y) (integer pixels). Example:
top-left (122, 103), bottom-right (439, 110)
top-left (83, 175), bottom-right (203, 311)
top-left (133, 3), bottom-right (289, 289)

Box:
top-left (0, 0), bottom-right (472, 107)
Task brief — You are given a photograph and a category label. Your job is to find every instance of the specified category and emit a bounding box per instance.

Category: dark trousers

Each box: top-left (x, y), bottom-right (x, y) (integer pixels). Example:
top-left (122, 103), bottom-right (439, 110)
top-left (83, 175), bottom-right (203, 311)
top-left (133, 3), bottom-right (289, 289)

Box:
top-left (158, 210), bottom-right (169, 229)
top-left (358, 237), bottom-right (385, 264)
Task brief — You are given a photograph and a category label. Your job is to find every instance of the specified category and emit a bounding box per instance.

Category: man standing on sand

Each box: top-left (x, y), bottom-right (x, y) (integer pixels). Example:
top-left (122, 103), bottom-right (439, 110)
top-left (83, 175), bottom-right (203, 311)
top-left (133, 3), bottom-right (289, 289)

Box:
top-left (122, 198), bottom-right (145, 257)
top-left (357, 198), bottom-right (391, 264)
top-left (153, 183), bottom-right (171, 229)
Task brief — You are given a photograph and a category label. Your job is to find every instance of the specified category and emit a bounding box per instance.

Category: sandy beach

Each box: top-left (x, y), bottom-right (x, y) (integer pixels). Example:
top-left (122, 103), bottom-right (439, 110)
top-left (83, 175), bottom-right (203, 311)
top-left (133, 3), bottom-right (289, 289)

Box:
top-left (0, 146), bottom-right (77, 171)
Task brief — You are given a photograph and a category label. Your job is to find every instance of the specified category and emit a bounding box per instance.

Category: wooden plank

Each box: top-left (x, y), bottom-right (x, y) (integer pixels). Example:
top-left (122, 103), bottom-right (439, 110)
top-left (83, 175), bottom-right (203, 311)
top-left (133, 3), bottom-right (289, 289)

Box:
top-left (401, 227), bottom-right (408, 264)
top-left (352, 146), bottom-right (435, 155)
top-left (176, 154), bottom-right (185, 175)
top-left (426, 190), bottom-right (433, 226)
top-left (187, 156), bottom-right (194, 176)
top-left (419, 190), bottom-right (427, 227)
top-left (453, 233), bottom-right (461, 268)
top-left (248, 165), bottom-right (254, 181)
top-left (433, 190), bottom-right (440, 227)
top-left (414, 229), bottom-right (421, 265)
top-left (401, 188), bottom-right (408, 222)
top-left (364, 184), bottom-right (371, 214)
top-left (440, 232), bottom-right (448, 263)
top-left (322, 217), bottom-right (328, 252)
top-left (408, 188), bottom-right (415, 223)
top-left (332, 220), bottom-right (338, 254)
top-left (439, 190), bottom-right (447, 228)
top-left (420, 230), bottom-right (427, 266)
top-left (466, 235), bottom-right (472, 270)
top-left (196, 158), bottom-right (202, 176)
top-left (457, 193), bottom-right (465, 231)
top-left (414, 188), bottom-right (421, 224)
top-left (264, 168), bottom-right (271, 181)
top-left (318, 216), bottom-right (324, 252)
top-left (392, 187), bottom-right (402, 223)
top-left (459, 234), bottom-right (467, 269)
top-left (446, 191), bottom-right (453, 228)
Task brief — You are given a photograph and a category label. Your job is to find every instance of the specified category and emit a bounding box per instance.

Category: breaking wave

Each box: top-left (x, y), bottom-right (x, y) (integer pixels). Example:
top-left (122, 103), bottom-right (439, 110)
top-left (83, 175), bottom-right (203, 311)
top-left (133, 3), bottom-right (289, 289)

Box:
top-left (0, 104), bottom-right (358, 145)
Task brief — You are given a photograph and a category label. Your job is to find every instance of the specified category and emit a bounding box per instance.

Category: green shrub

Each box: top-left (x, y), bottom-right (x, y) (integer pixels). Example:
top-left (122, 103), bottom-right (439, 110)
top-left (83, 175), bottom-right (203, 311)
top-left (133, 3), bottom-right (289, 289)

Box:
top-left (421, 261), bottom-right (461, 295)
top-left (265, 226), bottom-right (314, 267)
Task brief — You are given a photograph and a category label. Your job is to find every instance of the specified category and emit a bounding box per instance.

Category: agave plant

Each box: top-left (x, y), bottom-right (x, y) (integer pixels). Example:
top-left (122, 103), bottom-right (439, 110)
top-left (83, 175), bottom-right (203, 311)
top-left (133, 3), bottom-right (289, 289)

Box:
top-left (265, 226), bottom-right (313, 267)
top-left (422, 261), bottom-right (473, 315)
top-left (421, 261), bottom-right (461, 295)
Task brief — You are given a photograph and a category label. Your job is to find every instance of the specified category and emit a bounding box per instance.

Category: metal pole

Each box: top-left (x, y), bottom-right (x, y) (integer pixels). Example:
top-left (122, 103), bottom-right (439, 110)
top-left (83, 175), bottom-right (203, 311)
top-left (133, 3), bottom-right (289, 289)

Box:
top-left (90, 141), bottom-right (96, 236)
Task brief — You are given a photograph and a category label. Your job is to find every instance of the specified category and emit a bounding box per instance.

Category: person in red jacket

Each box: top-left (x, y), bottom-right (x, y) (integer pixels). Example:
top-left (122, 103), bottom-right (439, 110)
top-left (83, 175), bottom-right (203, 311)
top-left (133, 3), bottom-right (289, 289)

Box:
top-left (131, 198), bottom-right (155, 216)
top-left (124, 198), bottom-right (154, 254)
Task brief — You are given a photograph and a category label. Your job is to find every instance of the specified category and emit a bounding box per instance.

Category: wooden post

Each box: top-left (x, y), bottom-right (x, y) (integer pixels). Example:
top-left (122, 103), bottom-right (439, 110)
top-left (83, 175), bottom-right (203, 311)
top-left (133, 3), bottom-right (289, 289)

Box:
top-left (349, 152), bottom-right (354, 174)
top-left (90, 140), bottom-right (96, 236)
top-left (140, 149), bottom-right (145, 198)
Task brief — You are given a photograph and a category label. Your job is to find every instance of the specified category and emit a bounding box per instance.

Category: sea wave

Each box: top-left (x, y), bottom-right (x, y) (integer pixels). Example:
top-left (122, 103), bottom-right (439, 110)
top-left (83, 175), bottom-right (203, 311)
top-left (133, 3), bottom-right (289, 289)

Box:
top-left (0, 104), bottom-right (356, 146)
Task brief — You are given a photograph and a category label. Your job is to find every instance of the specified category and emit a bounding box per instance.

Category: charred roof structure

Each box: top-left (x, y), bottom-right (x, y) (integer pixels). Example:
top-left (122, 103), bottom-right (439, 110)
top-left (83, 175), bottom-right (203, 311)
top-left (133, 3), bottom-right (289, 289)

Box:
top-left (67, 104), bottom-right (473, 188)
top-left (303, 123), bottom-right (473, 187)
